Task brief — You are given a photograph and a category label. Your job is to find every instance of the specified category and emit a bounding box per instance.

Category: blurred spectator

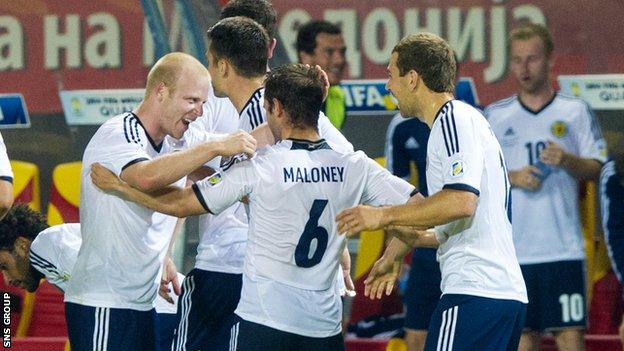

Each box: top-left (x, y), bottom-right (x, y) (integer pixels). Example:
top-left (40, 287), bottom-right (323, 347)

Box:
top-left (601, 138), bottom-right (624, 348)
top-left (485, 22), bottom-right (607, 351)
top-left (296, 20), bottom-right (347, 129)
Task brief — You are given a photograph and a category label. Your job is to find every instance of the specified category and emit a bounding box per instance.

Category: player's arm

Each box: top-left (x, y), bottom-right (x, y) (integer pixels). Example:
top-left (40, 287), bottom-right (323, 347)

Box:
top-left (338, 189), bottom-right (477, 235)
top-left (540, 141), bottom-right (601, 180)
top-left (92, 164), bottom-right (207, 217)
top-left (121, 131), bottom-right (256, 192)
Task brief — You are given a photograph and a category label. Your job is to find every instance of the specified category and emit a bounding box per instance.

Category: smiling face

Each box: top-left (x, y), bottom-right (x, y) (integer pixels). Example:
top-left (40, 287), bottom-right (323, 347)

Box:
top-left (300, 33), bottom-right (346, 86)
top-left (385, 53), bottom-right (419, 117)
top-left (509, 36), bottom-right (552, 95)
top-left (0, 239), bottom-right (39, 292)
top-left (158, 68), bottom-right (210, 139)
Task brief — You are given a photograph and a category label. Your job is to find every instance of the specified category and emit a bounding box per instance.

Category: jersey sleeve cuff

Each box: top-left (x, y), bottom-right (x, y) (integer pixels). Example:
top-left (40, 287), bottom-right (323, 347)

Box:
top-left (191, 183), bottom-right (211, 213)
top-left (0, 176), bottom-right (13, 184)
top-left (409, 188), bottom-right (420, 197)
top-left (443, 183), bottom-right (480, 196)
top-left (121, 157), bottom-right (149, 171)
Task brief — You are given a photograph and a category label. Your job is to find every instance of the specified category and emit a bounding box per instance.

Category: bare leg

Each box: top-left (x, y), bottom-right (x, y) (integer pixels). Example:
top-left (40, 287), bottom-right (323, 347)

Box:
top-left (404, 329), bottom-right (428, 351)
top-left (518, 331), bottom-right (540, 351)
top-left (553, 329), bottom-right (585, 351)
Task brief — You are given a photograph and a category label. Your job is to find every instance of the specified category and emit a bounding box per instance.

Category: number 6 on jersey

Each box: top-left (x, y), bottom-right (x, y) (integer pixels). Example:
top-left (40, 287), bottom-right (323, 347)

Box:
top-left (295, 199), bottom-right (329, 268)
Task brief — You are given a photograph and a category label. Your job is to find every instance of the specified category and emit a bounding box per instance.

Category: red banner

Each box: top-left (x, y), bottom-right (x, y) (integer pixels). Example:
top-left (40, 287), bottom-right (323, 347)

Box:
top-left (1, 1), bottom-right (623, 113)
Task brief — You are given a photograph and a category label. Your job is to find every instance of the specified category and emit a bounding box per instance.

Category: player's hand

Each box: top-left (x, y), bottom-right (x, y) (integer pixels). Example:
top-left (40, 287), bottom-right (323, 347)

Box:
top-left (159, 256), bottom-right (181, 304)
top-left (90, 163), bottom-right (124, 193)
top-left (340, 247), bottom-right (356, 297)
top-left (336, 205), bottom-right (385, 236)
top-left (509, 166), bottom-right (542, 191)
top-left (363, 255), bottom-right (402, 299)
top-left (540, 141), bottom-right (568, 167)
top-left (217, 130), bottom-right (257, 158)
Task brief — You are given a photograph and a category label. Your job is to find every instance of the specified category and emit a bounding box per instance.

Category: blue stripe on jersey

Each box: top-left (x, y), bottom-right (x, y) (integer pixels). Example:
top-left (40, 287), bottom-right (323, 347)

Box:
top-left (192, 183), bottom-right (210, 213)
top-left (30, 251), bottom-right (60, 276)
top-left (449, 103), bottom-right (459, 153)
top-left (440, 106), bottom-right (452, 157)
top-left (254, 93), bottom-right (264, 127)
top-left (123, 114), bottom-right (133, 143)
top-left (121, 157), bottom-right (149, 171)
top-left (0, 176), bottom-right (12, 183)
top-left (443, 183), bottom-right (480, 196)
top-left (439, 103), bottom-right (460, 156)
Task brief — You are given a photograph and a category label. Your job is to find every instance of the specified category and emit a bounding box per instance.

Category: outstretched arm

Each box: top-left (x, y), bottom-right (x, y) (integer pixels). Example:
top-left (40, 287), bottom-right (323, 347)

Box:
top-left (337, 189), bottom-right (477, 236)
top-left (121, 131), bottom-right (256, 192)
top-left (91, 163), bottom-right (207, 217)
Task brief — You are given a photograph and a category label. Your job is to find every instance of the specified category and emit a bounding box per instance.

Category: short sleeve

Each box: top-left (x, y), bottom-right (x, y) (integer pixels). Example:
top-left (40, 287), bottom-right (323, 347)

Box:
top-left (434, 111), bottom-right (482, 196)
top-left (575, 102), bottom-right (608, 163)
top-left (0, 133), bottom-right (13, 182)
top-left (360, 154), bottom-right (414, 206)
top-left (318, 112), bottom-right (354, 153)
top-left (192, 158), bottom-right (259, 214)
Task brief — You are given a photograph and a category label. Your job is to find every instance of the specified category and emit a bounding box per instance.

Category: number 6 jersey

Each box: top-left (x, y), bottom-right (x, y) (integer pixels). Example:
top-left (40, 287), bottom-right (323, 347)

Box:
top-left (193, 139), bottom-right (413, 337)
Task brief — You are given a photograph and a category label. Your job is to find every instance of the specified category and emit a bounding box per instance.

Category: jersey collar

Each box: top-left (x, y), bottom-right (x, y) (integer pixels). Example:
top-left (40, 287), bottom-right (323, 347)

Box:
top-left (517, 92), bottom-right (557, 115)
top-left (130, 112), bottom-right (163, 152)
top-left (240, 87), bottom-right (265, 118)
top-left (288, 138), bottom-right (332, 151)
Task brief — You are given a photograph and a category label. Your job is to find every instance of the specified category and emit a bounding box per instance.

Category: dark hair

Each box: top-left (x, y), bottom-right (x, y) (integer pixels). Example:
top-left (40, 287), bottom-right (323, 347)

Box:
top-left (296, 20), bottom-right (342, 55)
top-left (265, 64), bottom-right (324, 129)
top-left (392, 33), bottom-right (456, 94)
top-left (0, 204), bottom-right (48, 250)
top-left (220, 0), bottom-right (277, 40)
top-left (509, 22), bottom-right (554, 58)
top-left (207, 16), bottom-right (269, 78)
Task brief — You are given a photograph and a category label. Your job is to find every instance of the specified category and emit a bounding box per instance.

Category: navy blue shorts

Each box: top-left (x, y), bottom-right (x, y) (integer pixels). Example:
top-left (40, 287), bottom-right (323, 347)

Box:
top-left (172, 269), bottom-right (242, 351)
top-left (521, 260), bottom-right (587, 332)
top-left (154, 312), bottom-right (179, 351)
top-left (232, 316), bottom-right (345, 351)
top-left (424, 294), bottom-right (526, 351)
top-left (404, 248), bottom-right (441, 331)
top-left (65, 302), bottom-right (156, 351)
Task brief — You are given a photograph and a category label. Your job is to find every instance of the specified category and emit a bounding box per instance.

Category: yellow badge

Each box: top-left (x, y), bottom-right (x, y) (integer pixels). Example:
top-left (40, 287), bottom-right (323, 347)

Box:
top-left (551, 121), bottom-right (568, 138)
top-left (207, 172), bottom-right (223, 186)
top-left (450, 160), bottom-right (464, 177)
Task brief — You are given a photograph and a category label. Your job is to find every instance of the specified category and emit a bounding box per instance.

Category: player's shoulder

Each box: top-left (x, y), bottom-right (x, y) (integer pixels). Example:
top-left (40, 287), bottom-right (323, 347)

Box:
top-left (484, 95), bottom-right (518, 117)
top-left (554, 93), bottom-right (593, 114)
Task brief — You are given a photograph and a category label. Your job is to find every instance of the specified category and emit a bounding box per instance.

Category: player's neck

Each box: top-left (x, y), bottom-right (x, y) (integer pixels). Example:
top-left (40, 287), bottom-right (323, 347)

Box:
top-left (422, 92), bottom-right (454, 128)
top-left (518, 85), bottom-right (555, 112)
top-left (228, 75), bottom-right (266, 114)
top-left (282, 127), bottom-right (320, 142)
top-left (133, 103), bottom-right (165, 144)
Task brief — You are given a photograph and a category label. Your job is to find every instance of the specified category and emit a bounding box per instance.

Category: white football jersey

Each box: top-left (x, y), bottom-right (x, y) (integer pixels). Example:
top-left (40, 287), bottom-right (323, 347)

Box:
top-left (428, 100), bottom-right (527, 303)
top-left (30, 223), bottom-right (182, 313)
top-left (66, 112), bottom-right (188, 310)
top-left (0, 132), bottom-right (13, 182)
top-left (190, 87), bottom-right (354, 274)
top-left (30, 224), bottom-right (81, 292)
top-left (193, 139), bottom-right (412, 337)
top-left (485, 94), bottom-right (607, 264)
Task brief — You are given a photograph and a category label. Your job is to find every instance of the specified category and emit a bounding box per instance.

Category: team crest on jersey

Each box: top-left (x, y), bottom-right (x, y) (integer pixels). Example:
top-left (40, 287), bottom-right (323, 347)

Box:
top-left (449, 160), bottom-right (465, 177)
top-left (206, 172), bottom-right (223, 187)
top-left (551, 121), bottom-right (568, 138)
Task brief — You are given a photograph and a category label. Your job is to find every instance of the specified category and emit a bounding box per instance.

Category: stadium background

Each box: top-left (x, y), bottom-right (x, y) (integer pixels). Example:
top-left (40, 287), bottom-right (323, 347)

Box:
top-left (0, 0), bottom-right (622, 350)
